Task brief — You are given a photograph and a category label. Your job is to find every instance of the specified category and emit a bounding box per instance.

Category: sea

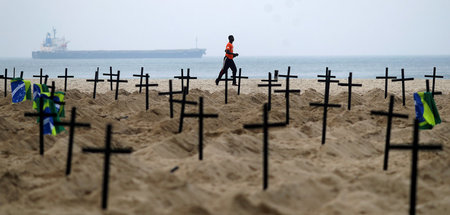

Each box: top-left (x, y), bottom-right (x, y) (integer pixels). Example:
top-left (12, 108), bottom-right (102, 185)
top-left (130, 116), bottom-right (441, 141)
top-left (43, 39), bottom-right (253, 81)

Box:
top-left (0, 56), bottom-right (449, 79)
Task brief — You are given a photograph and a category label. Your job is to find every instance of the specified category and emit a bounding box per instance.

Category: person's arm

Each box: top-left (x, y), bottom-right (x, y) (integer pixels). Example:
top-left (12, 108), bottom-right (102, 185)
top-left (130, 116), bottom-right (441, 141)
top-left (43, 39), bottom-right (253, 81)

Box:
top-left (225, 49), bottom-right (239, 57)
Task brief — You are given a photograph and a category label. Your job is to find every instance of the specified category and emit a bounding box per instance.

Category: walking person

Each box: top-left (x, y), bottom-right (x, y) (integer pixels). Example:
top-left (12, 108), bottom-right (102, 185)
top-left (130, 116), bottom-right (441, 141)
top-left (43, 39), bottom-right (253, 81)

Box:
top-left (216, 35), bottom-right (239, 85)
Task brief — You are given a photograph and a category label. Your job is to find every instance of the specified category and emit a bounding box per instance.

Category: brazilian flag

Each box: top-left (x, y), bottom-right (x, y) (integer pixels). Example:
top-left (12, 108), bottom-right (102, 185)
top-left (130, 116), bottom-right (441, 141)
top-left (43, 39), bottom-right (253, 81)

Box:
top-left (36, 93), bottom-right (65, 135)
top-left (33, 84), bottom-right (49, 110)
top-left (414, 92), bottom-right (441, 129)
top-left (11, 78), bottom-right (32, 103)
top-left (53, 91), bottom-right (65, 118)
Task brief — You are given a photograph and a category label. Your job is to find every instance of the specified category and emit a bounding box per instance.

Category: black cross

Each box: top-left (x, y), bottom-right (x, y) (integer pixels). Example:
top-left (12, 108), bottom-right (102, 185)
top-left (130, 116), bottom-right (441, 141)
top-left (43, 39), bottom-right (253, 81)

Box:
top-left (376, 67), bottom-right (397, 99)
top-left (392, 69), bottom-right (414, 106)
top-left (135, 73), bottom-right (158, 110)
top-left (244, 103), bottom-right (286, 190)
top-left (107, 70), bottom-right (128, 100)
top-left (33, 68), bottom-right (48, 85)
top-left (184, 97), bottom-right (219, 160)
top-left (1, 68), bottom-right (13, 97)
top-left (24, 96), bottom-right (57, 155)
top-left (174, 68), bottom-right (197, 94)
top-left (133, 67), bottom-right (145, 93)
top-left (86, 70), bottom-right (105, 99)
top-left (274, 66), bottom-right (300, 124)
top-left (82, 124), bottom-right (133, 210)
top-left (231, 68), bottom-right (249, 95)
top-left (424, 67), bottom-right (444, 98)
top-left (47, 81), bottom-right (66, 106)
top-left (20, 71), bottom-right (23, 79)
top-left (338, 72), bottom-right (362, 110)
top-left (158, 80), bottom-right (183, 118)
top-left (425, 79), bottom-right (430, 93)
top-left (57, 68), bottom-right (74, 92)
top-left (390, 119), bottom-right (442, 215)
top-left (54, 107), bottom-right (91, 175)
top-left (171, 87), bottom-right (198, 133)
top-left (103, 66), bottom-right (117, 91)
top-left (258, 72), bottom-right (282, 111)
top-left (370, 95), bottom-right (409, 170)
top-left (13, 67), bottom-right (15, 78)
top-left (217, 70), bottom-right (235, 104)
top-left (309, 69), bottom-right (341, 145)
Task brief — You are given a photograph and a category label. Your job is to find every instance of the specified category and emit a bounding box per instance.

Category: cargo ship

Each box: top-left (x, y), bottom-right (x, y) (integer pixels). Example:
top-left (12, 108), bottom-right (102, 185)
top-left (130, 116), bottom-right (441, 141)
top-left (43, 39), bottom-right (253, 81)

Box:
top-left (32, 28), bottom-right (206, 59)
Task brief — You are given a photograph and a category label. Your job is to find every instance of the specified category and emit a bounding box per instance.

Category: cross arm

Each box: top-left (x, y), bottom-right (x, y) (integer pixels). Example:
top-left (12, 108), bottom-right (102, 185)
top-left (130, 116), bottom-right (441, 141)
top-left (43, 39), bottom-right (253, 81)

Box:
top-left (102, 73), bottom-right (118, 76)
top-left (392, 78), bottom-right (414, 82)
top-left (55, 122), bottom-right (91, 127)
top-left (318, 79), bottom-right (339, 83)
top-left (86, 79), bottom-right (105, 82)
top-left (274, 89), bottom-right (301, 93)
top-left (135, 84), bottom-right (158, 87)
top-left (158, 91), bottom-right (183, 95)
top-left (390, 144), bottom-right (443, 150)
top-left (338, 83), bottom-right (362, 87)
top-left (424, 75), bottom-right (444, 78)
top-left (184, 113), bottom-right (219, 118)
top-left (278, 75), bottom-right (298, 78)
top-left (376, 76), bottom-right (396, 79)
top-left (258, 84), bottom-right (282, 87)
top-left (107, 80), bottom-right (128, 83)
top-left (309, 103), bottom-right (342, 108)
top-left (57, 75), bottom-right (74, 78)
top-left (231, 76), bottom-right (249, 79)
top-left (370, 111), bottom-right (409, 118)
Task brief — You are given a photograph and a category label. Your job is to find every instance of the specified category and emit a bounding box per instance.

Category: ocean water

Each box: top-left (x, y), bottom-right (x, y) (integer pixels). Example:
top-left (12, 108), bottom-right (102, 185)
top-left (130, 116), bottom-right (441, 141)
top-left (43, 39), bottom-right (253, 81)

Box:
top-left (0, 56), bottom-right (449, 79)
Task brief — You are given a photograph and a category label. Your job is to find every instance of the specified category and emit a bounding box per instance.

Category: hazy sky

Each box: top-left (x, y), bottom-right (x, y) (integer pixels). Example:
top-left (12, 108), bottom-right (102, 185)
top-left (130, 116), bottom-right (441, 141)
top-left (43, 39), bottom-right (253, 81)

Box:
top-left (1, 0), bottom-right (449, 57)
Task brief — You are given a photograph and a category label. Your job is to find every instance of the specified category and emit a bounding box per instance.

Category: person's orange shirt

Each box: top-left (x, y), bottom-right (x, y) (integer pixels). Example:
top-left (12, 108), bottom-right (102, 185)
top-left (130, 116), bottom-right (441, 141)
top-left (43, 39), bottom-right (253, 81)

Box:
top-left (225, 42), bottom-right (233, 59)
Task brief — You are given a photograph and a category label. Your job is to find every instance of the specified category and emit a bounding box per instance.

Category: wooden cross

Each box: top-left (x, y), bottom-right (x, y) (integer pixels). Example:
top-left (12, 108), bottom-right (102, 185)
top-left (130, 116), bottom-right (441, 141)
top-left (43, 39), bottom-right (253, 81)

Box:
top-left (338, 72), bottom-right (362, 110)
top-left (55, 107), bottom-right (91, 175)
top-left (184, 97), bottom-right (219, 160)
top-left (217, 70), bottom-right (235, 104)
top-left (244, 103), bottom-right (286, 190)
top-left (376, 67), bottom-right (397, 99)
top-left (390, 119), bottom-right (442, 215)
top-left (274, 66), bottom-right (301, 124)
top-left (86, 70), bottom-right (105, 99)
top-left (158, 80), bottom-right (183, 118)
top-left (133, 67), bottom-right (145, 93)
top-left (231, 68), bottom-right (249, 95)
top-left (370, 95), bottom-right (409, 170)
top-left (258, 72), bottom-right (282, 111)
top-left (309, 69), bottom-right (341, 145)
top-left (174, 68), bottom-right (197, 94)
top-left (103, 66), bottom-right (117, 91)
top-left (171, 87), bottom-right (198, 133)
top-left (1, 68), bottom-right (13, 97)
top-left (57, 68), bottom-right (74, 92)
top-left (82, 124), bottom-right (133, 210)
top-left (24, 96), bottom-right (57, 155)
top-left (33, 68), bottom-right (47, 85)
top-left (424, 67), bottom-right (444, 98)
top-left (135, 73), bottom-right (158, 110)
top-left (47, 81), bottom-right (66, 106)
top-left (392, 69), bottom-right (414, 106)
top-left (107, 70), bottom-right (128, 100)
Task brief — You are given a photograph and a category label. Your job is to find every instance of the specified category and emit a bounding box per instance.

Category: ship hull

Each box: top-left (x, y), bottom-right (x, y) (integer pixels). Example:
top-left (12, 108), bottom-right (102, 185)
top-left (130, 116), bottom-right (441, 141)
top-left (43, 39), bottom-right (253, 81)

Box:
top-left (32, 49), bottom-right (206, 59)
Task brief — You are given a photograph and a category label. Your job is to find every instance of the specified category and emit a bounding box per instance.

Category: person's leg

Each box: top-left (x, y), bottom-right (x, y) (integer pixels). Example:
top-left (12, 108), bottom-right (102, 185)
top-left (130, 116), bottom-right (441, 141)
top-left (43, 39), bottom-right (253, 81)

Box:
top-left (216, 57), bottom-right (228, 85)
top-left (230, 60), bottom-right (237, 85)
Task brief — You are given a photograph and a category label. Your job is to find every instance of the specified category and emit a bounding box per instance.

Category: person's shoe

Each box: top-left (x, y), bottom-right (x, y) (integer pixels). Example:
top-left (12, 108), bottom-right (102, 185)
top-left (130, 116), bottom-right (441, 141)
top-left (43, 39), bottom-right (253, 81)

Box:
top-left (215, 78), bottom-right (219, 85)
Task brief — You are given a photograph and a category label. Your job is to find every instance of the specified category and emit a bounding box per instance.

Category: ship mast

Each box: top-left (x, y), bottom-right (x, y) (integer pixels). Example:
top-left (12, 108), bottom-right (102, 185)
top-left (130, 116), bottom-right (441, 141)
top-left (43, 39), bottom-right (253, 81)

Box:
top-left (195, 36), bottom-right (198, 49)
top-left (52, 27), bottom-right (56, 38)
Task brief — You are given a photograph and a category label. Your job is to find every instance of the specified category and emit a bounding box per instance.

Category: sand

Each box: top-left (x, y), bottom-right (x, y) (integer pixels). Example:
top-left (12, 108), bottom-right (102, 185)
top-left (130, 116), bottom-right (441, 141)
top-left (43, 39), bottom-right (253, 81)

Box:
top-left (0, 78), bottom-right (449, 215)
